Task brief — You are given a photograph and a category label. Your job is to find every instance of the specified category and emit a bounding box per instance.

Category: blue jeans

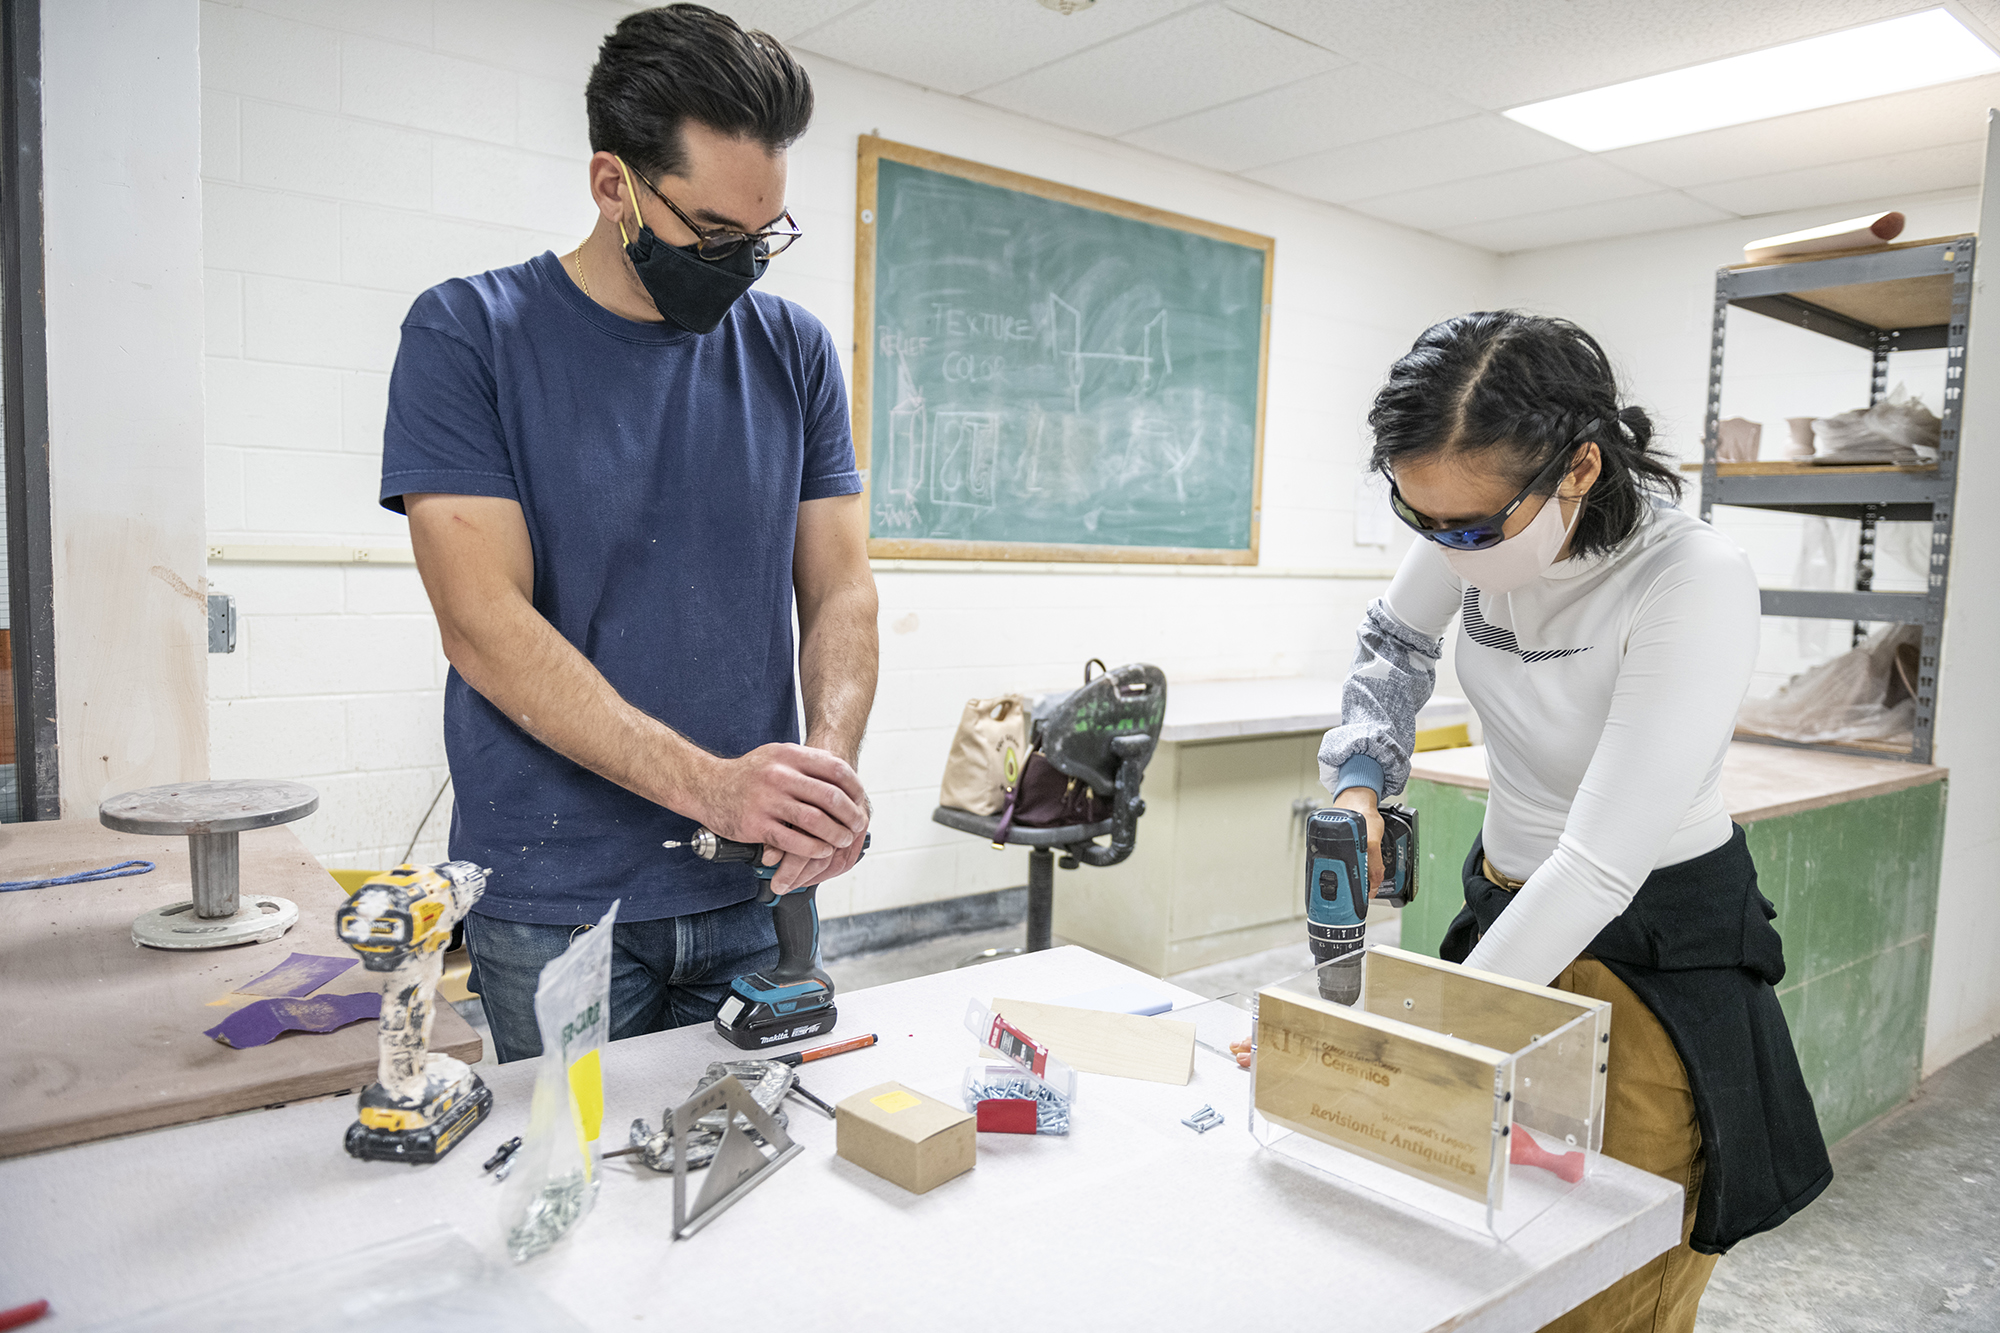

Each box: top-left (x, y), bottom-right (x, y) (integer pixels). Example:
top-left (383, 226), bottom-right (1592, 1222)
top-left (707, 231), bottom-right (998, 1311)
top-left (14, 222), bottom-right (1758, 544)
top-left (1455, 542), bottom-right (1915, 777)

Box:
top-left (463, 897), bottom-right (779, 1064)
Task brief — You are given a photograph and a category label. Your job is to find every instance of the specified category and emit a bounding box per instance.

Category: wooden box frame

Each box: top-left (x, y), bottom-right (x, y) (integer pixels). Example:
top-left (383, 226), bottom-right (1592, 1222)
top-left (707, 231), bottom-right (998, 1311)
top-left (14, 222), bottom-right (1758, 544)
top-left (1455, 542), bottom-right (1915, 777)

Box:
top-left (1252, 947), bottom-right (1609, 1233)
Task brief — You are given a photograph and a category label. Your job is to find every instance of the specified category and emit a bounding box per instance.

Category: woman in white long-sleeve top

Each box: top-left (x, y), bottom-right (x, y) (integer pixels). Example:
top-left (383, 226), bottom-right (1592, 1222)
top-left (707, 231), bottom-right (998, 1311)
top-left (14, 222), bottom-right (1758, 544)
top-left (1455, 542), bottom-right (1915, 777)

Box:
top-left (1321, 312), bottom-right (1829, 1333)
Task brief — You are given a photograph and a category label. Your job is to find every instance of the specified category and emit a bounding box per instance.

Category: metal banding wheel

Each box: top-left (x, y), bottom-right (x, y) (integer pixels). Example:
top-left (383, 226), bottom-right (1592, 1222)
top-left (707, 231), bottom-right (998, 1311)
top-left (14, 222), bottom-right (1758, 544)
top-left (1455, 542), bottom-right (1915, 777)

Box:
top-left (99, 779), bottom-right (320, 950)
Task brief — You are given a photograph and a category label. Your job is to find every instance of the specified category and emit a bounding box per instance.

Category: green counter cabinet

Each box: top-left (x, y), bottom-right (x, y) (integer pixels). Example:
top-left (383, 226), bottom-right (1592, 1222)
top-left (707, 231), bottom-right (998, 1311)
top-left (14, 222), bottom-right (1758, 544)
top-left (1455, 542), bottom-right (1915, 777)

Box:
top-left (1398, 755), bottom-right (1948, 1146)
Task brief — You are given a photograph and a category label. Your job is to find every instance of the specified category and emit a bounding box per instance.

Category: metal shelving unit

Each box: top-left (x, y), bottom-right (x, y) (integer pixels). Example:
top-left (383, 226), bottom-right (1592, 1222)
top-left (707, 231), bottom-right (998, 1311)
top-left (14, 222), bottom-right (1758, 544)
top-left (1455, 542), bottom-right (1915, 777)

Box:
top-left (1700, 234), bottom-right (1973, 764)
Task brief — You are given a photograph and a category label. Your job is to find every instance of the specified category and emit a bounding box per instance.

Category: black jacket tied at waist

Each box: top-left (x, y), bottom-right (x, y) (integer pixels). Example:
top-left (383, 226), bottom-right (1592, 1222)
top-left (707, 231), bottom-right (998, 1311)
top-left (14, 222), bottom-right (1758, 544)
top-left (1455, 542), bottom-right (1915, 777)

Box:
top-left (1440, 825), bottom-right (1831, 1255)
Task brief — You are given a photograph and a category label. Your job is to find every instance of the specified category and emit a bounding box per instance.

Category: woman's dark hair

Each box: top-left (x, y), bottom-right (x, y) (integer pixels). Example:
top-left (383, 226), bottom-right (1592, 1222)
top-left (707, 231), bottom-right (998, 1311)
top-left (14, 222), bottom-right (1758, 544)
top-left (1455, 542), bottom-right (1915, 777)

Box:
top-left (586, 4), bottom-right (814, 181)
top-left (1366, 311), bottom-right (1681, 558)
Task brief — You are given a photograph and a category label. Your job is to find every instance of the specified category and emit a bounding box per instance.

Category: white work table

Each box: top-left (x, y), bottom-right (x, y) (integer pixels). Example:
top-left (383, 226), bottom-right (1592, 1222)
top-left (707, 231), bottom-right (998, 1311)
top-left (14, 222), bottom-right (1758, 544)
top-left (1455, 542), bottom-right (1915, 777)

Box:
top-left (0, 946), bottom-right (1680, 1332)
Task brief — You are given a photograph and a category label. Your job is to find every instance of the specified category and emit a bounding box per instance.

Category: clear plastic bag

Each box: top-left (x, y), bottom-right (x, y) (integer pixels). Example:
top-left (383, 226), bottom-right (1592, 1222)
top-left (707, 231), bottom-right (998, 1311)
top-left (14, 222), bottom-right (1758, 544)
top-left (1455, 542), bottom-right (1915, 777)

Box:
top-left (503, 900), bottom-right (617, 1262)
top-left (1811, 385), bottom-right (1941, 464)
top-left (1738, 624), bottom-right (1919, 746)
top-left (1792, 516), bottom-right (1839, 661)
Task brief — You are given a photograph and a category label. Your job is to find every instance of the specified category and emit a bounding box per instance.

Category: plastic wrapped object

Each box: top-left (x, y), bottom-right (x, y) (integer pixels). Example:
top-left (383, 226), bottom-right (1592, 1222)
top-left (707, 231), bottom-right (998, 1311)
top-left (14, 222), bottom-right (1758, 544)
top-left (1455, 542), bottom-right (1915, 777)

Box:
top-left (1793, 516), bottom-right (1840, 661)
top-left (99, 1225), bottom-right (589, 1332)
top-left (1738, 624), bottom-right (1920, 746)
top-left (963, 1000), bottom-right (1077, 1134)
top-left (962, 1062), bottom-right (1071, 1134)
top-left (1784, 417), bottom-right (1818, 460)
top-left (1810, 385), bottom-right (1941, 464)
top-left (1716, 417), bottom-right (1762, 462)
top-left (503, 900), bottom-right (617, 1262)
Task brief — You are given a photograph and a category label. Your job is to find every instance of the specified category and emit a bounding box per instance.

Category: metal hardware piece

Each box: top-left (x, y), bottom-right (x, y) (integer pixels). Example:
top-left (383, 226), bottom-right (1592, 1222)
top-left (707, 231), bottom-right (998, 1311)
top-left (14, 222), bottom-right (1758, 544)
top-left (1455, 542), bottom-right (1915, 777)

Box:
top-left (207, 593), bottom-right (236, 653)
top-left (1181, 1104), bottom-right (1225, 1134)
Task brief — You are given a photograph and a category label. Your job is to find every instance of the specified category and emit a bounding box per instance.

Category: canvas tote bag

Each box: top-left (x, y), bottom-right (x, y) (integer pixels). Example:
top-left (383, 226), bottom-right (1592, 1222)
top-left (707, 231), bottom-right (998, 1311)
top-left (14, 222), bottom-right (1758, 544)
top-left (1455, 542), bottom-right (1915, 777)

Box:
top-left (938, 694), bottom-right (1032, 815)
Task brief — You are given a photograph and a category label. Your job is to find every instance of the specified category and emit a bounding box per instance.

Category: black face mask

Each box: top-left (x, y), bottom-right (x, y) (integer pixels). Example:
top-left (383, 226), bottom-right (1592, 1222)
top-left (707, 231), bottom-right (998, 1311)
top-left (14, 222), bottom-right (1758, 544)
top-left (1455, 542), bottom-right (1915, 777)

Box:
top-left (623, 224), bottom-right (766, 335)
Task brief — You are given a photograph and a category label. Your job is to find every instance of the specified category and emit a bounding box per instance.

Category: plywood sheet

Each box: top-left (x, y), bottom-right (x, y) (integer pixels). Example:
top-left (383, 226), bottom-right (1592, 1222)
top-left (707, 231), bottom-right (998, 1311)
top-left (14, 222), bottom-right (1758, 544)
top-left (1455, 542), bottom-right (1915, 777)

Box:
top-left (1255, 987), bottom-right (1502, 1204)
top-left (991, 997), bottom-right (1194, 1085)
top-left (1406, 742), bottom-right (1945, 820)
top-left (0, 820), bottom-right (481, 1157)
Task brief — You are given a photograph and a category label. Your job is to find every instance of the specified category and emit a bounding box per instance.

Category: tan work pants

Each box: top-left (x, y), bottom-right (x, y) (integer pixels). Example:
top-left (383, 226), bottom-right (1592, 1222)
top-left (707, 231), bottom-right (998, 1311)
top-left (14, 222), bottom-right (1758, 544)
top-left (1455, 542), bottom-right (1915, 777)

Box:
top-left (1540, 957), bottom-right (1719, 1333)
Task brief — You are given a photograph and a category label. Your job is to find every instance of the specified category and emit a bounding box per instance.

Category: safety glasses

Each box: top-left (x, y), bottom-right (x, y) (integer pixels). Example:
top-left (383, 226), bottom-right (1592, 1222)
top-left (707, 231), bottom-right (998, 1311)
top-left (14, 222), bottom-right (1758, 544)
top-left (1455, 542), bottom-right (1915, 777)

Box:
top-left (636, 170), bottom-right (802, 261)
top-left (1387, 421), bottom-right (1597, 551)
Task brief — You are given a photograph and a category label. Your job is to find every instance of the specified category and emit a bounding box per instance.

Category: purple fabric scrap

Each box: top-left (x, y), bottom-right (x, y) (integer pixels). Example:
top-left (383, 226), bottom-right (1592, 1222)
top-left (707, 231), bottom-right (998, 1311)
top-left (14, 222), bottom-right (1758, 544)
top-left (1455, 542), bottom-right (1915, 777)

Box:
top-left (205, 991), bottom-right (381, 1049)
top-left (236, 951), bottom-right (357, 998)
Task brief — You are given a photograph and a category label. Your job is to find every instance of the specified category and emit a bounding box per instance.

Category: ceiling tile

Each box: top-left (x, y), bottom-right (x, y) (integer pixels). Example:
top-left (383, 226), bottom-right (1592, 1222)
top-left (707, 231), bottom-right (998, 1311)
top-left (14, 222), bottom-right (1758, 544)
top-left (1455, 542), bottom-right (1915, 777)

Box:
top-left (705, 1), bottom-right (877, 42)
top-left (1121, 63), bottom-right (1478, 172)
top-left (1347, 156), bottom-right (1658, 232)
top-left (1599, 73), bottom-right (2000, 189)
top-left (1225, 0), bottom-right (1921, 109)
top-left (1244, 113), bottom-right (1575, 204)
top-left (1438, 191), bottom-right (1733, 254)
top-left (1684, 140), bottom-right (1987, 216)
top-left (788, 0), bottom-right (1204, 94)
top-left (970, 4), bottom-right (1345, 137)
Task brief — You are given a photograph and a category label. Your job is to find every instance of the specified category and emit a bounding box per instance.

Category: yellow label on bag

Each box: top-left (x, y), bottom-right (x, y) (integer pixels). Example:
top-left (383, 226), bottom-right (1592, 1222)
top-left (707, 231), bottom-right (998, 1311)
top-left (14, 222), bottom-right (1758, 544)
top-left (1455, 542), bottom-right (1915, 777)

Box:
top-left (871, 1090), bottom-right (922, 1114)
top-left (568, 1047), bottom-right (604, 1142)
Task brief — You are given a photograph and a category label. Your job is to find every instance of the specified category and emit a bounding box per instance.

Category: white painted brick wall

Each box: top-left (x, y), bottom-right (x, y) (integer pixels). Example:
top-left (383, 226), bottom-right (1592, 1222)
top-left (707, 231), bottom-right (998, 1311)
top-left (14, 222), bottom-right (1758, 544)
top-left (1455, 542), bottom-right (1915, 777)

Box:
top-left (201, 0), bottom-right (1493, 898)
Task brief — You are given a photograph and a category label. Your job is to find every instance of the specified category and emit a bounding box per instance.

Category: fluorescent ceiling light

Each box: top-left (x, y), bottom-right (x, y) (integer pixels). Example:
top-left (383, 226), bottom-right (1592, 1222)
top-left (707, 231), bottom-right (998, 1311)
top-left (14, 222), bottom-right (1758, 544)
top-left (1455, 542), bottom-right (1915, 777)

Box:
top-left (1504, 8), bottom-right (2000, 152)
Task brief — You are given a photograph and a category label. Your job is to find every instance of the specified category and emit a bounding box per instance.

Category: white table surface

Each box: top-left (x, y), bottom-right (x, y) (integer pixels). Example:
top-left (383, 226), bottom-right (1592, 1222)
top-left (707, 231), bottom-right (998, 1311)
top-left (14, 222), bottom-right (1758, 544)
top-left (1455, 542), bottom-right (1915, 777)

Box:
top-left (0, 946), bottom-right (1680, 1332)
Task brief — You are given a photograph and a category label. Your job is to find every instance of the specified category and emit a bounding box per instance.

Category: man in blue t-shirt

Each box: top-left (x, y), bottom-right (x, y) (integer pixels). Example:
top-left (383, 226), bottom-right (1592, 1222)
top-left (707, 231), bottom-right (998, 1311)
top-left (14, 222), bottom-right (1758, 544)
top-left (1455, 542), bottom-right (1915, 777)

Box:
top-left (379, 5), bottom-right (877, 1062)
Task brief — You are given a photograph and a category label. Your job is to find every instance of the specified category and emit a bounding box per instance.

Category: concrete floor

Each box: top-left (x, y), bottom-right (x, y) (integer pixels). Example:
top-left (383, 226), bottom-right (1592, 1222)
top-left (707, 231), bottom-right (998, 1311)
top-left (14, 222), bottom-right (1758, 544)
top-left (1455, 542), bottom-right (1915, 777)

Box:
top-left (1693, 1034), bottom-right (2000, 1331)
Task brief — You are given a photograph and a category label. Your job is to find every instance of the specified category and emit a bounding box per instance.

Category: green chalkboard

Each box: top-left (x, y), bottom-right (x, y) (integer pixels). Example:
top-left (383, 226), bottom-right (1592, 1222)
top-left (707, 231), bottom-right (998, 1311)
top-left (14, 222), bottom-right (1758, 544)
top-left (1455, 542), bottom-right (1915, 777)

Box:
top-left (854, 138), bottom-right (1272, 563)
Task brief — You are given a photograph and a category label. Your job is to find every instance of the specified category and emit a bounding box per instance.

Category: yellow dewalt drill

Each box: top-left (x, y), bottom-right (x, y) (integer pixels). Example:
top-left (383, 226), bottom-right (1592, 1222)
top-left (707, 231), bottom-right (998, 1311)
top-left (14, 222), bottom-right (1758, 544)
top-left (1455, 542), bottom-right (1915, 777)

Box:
top-left (335, 860), bottom-right (494, 1163)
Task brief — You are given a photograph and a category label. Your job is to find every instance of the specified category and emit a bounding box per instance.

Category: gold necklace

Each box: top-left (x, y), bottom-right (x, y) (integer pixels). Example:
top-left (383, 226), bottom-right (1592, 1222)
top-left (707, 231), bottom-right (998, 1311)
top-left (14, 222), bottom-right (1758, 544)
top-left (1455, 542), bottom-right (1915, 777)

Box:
top-left (571, 245), bottom-right (590, 298)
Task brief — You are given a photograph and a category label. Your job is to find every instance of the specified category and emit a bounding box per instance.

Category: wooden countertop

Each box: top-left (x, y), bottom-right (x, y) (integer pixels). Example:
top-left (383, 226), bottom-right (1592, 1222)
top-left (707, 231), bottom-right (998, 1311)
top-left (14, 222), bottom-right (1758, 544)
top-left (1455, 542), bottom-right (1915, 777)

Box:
top-left (1157, 677), bottom-right (1467, 744)
top-left (1409, 742), bottom-right (1946, 822)
top-left (0, 819), bottom-right (482, 1157)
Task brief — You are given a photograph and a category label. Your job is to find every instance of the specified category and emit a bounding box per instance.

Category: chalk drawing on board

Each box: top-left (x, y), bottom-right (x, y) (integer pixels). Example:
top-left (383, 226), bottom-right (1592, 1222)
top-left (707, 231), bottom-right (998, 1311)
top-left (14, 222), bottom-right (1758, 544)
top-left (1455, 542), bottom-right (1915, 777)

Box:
top-left (878, 356), bottom-right (927, 531)
top-left (1048, 295), bottom-right (1171, 412)
top-left (930, 412), bottom-right (1001, 513)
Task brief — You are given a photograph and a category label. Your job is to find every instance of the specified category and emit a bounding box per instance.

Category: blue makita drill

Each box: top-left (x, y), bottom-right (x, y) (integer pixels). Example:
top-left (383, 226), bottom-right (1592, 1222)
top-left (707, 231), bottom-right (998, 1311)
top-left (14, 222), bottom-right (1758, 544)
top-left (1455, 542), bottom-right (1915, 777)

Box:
top-left (664, 827), bottom-right (868, 1050)
top-left (1306, 805), bottom-right (1418, 1005)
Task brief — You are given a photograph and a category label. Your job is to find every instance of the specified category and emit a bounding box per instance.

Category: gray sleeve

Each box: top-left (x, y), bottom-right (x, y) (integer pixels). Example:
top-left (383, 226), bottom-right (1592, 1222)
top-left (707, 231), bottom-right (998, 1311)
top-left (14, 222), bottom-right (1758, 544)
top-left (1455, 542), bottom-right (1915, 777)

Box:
top-left (1316, 599), bottom-right (1443, 798)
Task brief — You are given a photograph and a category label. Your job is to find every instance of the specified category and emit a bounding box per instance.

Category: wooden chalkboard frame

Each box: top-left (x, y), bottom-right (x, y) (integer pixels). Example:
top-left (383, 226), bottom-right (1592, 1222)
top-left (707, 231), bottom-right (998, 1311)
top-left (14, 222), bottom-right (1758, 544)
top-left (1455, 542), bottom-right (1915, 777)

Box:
top-left (853, 136), bottom-right (1274, 565)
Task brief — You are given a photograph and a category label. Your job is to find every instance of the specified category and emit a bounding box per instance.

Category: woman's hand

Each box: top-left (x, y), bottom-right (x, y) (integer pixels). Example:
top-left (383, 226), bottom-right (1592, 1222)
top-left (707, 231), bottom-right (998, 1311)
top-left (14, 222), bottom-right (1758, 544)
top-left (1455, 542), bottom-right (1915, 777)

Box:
top-left (1332, 785), bottom-right (1385, 894)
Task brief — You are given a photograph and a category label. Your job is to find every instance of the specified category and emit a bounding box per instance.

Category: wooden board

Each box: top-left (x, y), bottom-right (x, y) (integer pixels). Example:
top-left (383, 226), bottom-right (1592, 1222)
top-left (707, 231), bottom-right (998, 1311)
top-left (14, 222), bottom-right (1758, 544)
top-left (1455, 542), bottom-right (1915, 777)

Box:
top-left (1406, 741), bottom-right (1945, 821)
top-left (1254, 987), bottom-right (1504, 1204)
top-left (991, 997), bottom-right (1195, 1085)
top-left (0, 820), bottom-right (481, 1157)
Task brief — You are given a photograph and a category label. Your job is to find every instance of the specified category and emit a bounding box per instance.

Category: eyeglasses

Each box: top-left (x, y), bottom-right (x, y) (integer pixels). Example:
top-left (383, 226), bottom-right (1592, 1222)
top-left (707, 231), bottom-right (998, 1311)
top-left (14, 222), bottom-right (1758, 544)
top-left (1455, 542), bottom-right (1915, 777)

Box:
top-left (1387, 421), bottom-right (1599, 551)
top-left (632, 168), bottom-right (803, 262)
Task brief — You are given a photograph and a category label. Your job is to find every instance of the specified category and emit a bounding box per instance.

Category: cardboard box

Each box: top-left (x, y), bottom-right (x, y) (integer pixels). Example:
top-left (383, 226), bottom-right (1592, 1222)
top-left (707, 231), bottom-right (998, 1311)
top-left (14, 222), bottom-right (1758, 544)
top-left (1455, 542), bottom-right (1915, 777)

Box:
top-left (836, 1081), bottom-right (975, 1194)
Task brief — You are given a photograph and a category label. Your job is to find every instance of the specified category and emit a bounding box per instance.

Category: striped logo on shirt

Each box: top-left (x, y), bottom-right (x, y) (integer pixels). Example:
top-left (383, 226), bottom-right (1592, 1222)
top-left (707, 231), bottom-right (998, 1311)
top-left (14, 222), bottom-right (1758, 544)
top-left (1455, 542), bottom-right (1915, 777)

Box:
top-left (1463, 588), bottom-right (1592, 664)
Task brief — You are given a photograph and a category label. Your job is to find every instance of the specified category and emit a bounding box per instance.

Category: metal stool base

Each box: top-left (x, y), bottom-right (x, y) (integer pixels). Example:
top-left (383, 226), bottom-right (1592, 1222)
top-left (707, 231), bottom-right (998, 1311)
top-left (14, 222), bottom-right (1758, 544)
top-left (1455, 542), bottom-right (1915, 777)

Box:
top-left (132, 895), bottom-right (300, 950)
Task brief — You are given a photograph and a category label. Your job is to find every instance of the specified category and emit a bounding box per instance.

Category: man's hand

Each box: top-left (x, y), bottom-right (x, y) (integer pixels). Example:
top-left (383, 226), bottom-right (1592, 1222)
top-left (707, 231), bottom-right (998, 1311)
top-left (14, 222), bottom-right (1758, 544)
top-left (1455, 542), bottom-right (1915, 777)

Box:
top-left (688, 742), bottom-right (868, 894)
top-left (1332, 785), bottom-right (1385, 893)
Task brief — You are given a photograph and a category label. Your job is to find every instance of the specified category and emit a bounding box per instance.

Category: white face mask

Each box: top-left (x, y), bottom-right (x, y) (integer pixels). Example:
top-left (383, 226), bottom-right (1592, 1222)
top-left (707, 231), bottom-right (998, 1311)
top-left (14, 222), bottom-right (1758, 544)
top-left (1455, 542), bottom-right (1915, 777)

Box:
top-left (1440, 492), bottom-right (1581, 594)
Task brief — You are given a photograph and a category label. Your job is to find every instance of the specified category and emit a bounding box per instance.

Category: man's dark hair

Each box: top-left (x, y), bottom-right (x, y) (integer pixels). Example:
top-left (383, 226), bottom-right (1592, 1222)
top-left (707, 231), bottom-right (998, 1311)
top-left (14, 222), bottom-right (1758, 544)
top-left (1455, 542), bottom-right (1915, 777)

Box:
top-left (586, 4), bottom-right (813, 181)
top-left (1366, 311), bottom-right (1683, 558)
